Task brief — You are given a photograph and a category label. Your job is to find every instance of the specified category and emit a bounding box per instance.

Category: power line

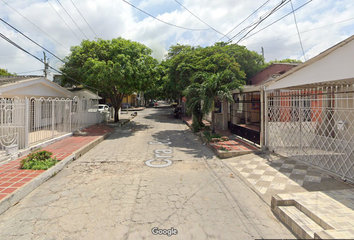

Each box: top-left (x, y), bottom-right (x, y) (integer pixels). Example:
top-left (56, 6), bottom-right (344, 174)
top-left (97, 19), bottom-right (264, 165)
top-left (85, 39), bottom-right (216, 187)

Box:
top-left (0, 32), bottom-right (99, 91)
top-left (56, 0), bottom-right (89, 39)
top-left (0, 17), bottom-right (65, 63)
top-left (239, 0), bottom-right (313, 43)
top-left (244, 17), bottom-right (354, 48)
top-left (174, 0), bottom-right (229, 39)
top-left (69, 0), bottom-right (98, 38)
top-left (290, 0), bottom-right (306, 61)
top-left (16, 69), bottom-right (43, 75)
top-left (231, 0), bottom-right (290, 44)
top-left (121, 0), bottom-right (210, 31)
top-left (0, 0), bottom-right (69, 51)
top-left (47, 0), bottom-right (82, 41)
top-left (227, 0), bottom-right (289, 43)
top-left (217, 0), bottom-right (270, 42)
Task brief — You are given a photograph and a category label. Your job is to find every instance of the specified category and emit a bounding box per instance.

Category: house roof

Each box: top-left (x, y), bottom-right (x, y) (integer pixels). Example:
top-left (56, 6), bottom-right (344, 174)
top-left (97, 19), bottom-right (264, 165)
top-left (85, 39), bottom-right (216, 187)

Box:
top-left (264, 34), bottom-right (354, 90)
top-left (69, 88), bottom-right (102, 100)
top-left (0, 75), bottom-right (42, 86)
top-left (0, 76), bottom-right (74, 98)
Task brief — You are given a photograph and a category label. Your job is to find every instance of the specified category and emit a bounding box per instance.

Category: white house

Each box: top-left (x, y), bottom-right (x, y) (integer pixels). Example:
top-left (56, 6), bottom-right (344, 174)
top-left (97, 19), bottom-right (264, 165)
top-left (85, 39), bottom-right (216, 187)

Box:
top-left (0, 76), bottom-right (101, 159)
top-left (263, 34), bottom-right (354, 183)
top-left (0, 75), bottom-right (74, 99)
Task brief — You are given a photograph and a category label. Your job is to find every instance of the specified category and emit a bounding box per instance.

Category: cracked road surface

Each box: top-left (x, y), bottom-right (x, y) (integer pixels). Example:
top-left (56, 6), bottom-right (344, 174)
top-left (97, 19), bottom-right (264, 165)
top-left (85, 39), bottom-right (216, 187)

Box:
top-left (0, 107), bottom-right (294, 239)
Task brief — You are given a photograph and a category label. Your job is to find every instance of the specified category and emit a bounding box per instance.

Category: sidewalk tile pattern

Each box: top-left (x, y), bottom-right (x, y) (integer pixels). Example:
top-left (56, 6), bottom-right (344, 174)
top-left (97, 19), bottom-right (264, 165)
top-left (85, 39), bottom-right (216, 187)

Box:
top-left (229, 155), bottom-right (331, 194)
top-left (210, 140), bottom-right (258, 152)
top-left (275, 190), bottom-right (354, 239)
top-left (0, 124), bottom-right (114, 202)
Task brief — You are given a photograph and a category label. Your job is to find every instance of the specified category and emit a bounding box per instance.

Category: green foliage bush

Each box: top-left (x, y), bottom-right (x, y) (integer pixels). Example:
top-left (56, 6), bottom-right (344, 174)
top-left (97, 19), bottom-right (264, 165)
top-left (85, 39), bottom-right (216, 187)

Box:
top-left (20, 150), bottom-right (57, 170)
top-left (192, 115), bottom-right (204, 132)
top-left (203, 131), bottom-right (222, 142)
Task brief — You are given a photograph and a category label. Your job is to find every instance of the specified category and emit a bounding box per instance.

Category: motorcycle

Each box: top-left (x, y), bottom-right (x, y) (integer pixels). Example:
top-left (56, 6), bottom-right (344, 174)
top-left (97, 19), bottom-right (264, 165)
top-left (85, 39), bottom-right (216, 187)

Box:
top-left (174, 107), bottom-right (181, 119)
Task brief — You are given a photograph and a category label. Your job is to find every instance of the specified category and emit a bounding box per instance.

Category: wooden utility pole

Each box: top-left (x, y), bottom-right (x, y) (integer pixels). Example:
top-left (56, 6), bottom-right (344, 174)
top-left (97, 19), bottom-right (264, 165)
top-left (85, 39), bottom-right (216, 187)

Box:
top-left (43, 51), bottom-right (49, 78)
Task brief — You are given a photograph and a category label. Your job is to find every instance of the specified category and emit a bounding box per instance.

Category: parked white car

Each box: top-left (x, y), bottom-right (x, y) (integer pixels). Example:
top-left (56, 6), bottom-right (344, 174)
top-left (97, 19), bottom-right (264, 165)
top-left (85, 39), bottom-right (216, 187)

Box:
top-left (88, 104), bottom-right (110, 112)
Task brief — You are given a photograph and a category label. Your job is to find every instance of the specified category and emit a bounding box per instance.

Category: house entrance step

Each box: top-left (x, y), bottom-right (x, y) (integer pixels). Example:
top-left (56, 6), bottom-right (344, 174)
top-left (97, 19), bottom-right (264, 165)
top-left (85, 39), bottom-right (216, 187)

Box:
top-left (271, 191), bottom-right (354, 239)
top-left (277, 205), bottom-right (325, 239)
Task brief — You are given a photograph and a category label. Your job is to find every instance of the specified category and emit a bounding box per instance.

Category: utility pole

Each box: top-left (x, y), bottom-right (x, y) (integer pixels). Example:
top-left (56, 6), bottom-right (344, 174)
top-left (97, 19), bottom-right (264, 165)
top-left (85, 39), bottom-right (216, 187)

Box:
top-left (261, 47), bottom-right (264, 60)
top-left (43, 51), bottom-right (49, 78)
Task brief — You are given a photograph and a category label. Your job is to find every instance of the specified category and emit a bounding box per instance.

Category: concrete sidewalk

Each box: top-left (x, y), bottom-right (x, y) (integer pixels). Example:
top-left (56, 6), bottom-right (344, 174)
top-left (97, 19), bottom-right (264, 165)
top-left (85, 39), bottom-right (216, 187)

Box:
top-left (181, 114), bottom-right (354, 239)
top-left (225, 152), bottom-right (354, 239)
top-left (0, 115), bottom-right (135, 215)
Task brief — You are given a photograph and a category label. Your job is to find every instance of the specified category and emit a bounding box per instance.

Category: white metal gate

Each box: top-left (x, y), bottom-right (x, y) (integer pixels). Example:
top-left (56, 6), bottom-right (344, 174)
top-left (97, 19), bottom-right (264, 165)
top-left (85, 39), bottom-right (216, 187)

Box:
top-left (267, 84), bottom-right (354, 182)
top-left (0, 96), bottom-right (102, 160)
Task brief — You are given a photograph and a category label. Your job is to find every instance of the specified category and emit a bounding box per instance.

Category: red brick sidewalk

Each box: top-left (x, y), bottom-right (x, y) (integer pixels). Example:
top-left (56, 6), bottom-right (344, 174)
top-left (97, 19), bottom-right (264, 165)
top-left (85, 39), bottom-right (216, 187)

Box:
top-left (0, 124), bottom-right (114, 201)
top-left (181, 115), bottom-right (259, 154)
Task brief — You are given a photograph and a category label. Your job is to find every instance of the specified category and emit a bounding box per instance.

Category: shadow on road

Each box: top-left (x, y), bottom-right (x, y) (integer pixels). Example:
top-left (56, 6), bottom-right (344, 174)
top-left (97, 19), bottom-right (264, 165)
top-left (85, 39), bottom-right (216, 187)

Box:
top-left (152, 130), bottom-right (214, 160)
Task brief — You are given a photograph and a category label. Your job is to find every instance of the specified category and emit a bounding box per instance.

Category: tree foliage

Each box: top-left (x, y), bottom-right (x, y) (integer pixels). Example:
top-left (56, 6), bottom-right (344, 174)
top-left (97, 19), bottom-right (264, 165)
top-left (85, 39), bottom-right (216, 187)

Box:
top-left (162, 43), bottom-right (264, 101)
top-left (183, 71), bottom-right (242, 131)
top-left (0, 68), bottom-right (15, 76)
top-left (60, 38), bottom-right (159, 122)
top-left (263, 58), bottom-right (302, 69)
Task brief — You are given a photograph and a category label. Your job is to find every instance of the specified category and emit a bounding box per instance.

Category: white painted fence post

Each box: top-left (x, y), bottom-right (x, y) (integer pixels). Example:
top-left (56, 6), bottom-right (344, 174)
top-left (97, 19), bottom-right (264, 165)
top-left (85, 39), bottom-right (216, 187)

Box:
top-left (52, 100), bottom-right (55, 138)
top-left (24, 97), bottom-right (29, 149)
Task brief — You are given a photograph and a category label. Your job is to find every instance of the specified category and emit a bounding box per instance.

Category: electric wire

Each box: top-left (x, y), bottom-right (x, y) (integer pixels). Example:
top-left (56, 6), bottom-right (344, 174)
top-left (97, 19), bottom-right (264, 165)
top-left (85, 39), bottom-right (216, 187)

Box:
top-left (174, 0), bottom-right (229, 39)
top-left (227, 0), bottom-right (289, 43)
top-left (239, 0), bottom-right (313, 43)
top-left (231, 0), bottom-right (290, 44)
top-left (47, 0), bottom-right (82, 41)
top-left (290, 0), bottom-right (306, 60)
top-left (0, 17), bottom-right (65, 63)
top-left (16, 69), bottom-right (43, 75)
top-left (0, 32), bottom-right (99, 91)
top-left (217, 0), bottom-right (270, 42)
top-left (121, 0), bottom-right (210, 31)
top-left (245, 17), bottom-right (354, 47)
top-left (69, 0), bottom-right (98, 38)
top-left (0, 0), bottom-right (69, 51)
top-left (56, 0), bottom-right (89, 39)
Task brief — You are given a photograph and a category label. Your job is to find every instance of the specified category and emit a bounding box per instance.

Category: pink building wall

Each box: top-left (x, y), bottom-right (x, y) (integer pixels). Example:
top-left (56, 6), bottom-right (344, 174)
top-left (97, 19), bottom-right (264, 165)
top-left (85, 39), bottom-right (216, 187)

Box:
top-left (249, 63), bottom-right (299, 85)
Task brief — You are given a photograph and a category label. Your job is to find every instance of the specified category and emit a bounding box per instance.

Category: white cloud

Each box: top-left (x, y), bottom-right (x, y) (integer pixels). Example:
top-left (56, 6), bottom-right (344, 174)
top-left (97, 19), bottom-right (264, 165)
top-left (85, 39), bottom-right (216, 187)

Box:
top-left (0, 0), bottom-right (353, 77)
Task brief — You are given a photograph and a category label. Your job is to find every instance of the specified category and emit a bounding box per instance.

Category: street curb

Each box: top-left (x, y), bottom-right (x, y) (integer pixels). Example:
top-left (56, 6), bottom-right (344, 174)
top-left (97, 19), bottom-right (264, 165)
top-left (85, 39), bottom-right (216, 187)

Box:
top-left (0, 128), bottom-right (115, 216)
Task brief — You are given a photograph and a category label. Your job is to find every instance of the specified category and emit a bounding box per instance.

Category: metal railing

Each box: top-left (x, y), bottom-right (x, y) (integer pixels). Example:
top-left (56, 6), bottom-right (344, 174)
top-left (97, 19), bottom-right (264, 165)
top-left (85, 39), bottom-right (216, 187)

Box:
top-left (0, 96), bottom-right (102, 160)
top-left (267, 84), bottom-right (354, 182)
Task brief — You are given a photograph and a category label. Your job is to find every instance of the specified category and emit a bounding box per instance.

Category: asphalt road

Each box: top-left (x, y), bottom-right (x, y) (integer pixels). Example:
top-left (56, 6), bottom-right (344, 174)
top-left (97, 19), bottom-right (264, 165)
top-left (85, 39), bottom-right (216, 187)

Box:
top-left (0, 105), bottom-right (295, 240)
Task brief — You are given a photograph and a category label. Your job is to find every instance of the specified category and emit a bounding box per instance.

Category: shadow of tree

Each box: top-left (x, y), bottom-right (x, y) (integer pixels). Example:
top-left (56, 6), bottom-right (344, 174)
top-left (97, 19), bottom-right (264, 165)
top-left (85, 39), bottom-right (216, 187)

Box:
top-left (152, 130), bottom-right (214, 160)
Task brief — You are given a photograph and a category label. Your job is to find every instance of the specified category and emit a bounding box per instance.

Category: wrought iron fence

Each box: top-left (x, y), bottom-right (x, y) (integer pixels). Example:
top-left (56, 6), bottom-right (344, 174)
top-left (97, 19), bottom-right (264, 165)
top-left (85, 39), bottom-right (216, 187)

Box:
top-left (267, 85), bottom-right (354, 182)
top-left (0, 96), bottom-right (102, 160)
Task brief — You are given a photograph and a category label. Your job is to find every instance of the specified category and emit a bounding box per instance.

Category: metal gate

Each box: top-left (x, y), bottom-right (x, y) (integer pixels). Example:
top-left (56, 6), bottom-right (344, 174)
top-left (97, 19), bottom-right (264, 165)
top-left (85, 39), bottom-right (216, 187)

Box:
top-left (267, 85), bottom-right (354, 182)
top-left (229, 92), bottom-right (261, 145)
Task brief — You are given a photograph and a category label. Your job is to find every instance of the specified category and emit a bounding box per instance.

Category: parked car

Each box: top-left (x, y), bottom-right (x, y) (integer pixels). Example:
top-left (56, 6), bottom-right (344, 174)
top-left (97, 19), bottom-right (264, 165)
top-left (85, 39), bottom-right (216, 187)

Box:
top-left (88, 104), bottom-right (109, 112)
top-left (122, 103), bottom-right (131, 109)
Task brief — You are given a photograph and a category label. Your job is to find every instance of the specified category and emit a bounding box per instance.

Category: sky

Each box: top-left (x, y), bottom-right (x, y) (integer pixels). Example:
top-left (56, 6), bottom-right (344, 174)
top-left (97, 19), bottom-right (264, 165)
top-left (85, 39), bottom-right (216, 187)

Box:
top-left (0, 0), bottom-right (354, 79)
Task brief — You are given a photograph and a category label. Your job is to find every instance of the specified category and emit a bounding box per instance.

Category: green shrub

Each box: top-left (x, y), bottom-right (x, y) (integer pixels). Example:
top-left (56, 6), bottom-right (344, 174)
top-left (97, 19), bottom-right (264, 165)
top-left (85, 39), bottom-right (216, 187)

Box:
top-left (191, 115), bottom-right (205, 133)
top-left (203, 131), bottom-right (222, 143)
top-left (20, 150), bottom-right (57, 170)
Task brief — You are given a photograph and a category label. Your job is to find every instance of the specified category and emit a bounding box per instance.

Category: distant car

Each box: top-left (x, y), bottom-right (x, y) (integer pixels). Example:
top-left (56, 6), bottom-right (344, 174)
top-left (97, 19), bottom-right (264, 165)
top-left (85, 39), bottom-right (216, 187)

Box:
top-left (170, 102), bottom-right (178, 107)
top-left (88, 104), bottom-right (109, 112)
top-left (122, 103), bottom-right (131, 109)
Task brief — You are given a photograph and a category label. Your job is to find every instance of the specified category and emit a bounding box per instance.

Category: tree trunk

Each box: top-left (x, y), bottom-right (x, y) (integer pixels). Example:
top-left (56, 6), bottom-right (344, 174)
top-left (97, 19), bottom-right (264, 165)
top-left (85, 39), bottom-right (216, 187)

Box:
top-left (114, 105), bottom-right (120, 122)
top-left (211, 111), bottom-right (215, 133)
top-left (111, 92), bottom-right (124, 122)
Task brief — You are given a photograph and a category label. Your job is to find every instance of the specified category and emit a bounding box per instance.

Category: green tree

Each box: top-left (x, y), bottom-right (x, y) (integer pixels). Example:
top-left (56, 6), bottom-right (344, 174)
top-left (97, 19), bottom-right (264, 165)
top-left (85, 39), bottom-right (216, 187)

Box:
top-left (162, 43), bottom-right (263, 101)
top-left (0, 68), bottom-right (15, 76)
top-left (263, 58), bottom-right (302, 68)
top-left (184, 71), bottom-right (243, 132)
top-left (61, 38), bottom-right (159, 122)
